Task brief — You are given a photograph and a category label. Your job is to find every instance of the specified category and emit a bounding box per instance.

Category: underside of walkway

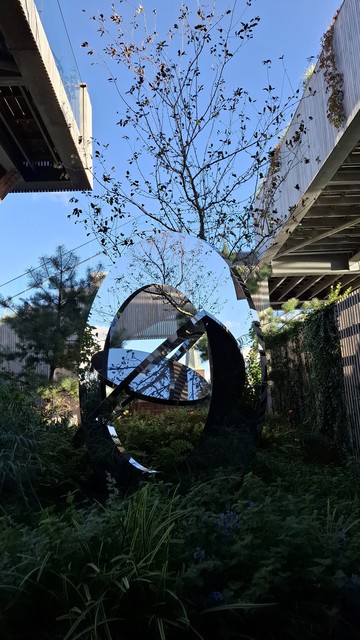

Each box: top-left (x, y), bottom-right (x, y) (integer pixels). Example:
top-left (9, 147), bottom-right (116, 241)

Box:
top-left (254, 0), bottom-right (360, 309)
top-left (0, 0), bottom-right (92, 196)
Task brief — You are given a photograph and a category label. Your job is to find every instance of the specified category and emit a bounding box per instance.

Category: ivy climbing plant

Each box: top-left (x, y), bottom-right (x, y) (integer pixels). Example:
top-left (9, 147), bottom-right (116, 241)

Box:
top-left (264, 297), bottom-right (349, 452)
top-left (319, 10), bottom-right (345, 130)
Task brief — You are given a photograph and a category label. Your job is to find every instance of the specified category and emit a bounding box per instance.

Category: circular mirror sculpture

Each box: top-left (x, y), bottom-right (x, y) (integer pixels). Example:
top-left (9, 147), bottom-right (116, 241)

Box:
top-left (79, 232), bottom-right (266, 480)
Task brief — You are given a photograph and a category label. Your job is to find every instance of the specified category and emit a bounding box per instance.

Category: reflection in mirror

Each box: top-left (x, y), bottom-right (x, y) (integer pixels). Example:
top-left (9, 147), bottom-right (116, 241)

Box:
top-left (79, 232), bottom-right (266, 480)
top-left (96, 284), bottom-right (209, 403)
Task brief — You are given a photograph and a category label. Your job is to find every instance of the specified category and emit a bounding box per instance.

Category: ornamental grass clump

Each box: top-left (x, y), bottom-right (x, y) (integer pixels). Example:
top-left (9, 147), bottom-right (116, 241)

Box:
top-left (0, 484), bottom-right (193, 640)
top-left (0, 379), bottom-right (87, 511)
top-left (0, 380), bottom-right (43, 507)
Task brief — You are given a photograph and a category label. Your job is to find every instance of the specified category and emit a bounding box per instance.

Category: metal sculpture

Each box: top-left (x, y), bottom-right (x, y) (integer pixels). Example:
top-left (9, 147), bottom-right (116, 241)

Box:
top-left (78, 232), bottom-right (266, 479)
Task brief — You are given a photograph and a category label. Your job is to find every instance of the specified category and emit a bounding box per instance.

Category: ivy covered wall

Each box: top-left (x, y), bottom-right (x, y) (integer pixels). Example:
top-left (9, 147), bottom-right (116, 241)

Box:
top-left (266, 305), bottom-right (349, 450)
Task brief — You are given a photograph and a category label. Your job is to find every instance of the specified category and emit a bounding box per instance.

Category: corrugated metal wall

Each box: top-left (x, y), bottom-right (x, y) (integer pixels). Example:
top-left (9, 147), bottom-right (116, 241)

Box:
top-left (0, 322), bottom-right (49, 377)
top-left (113, 287), bottom-right (194, 340)
top-left (336, 290), bottom-right (360, 456)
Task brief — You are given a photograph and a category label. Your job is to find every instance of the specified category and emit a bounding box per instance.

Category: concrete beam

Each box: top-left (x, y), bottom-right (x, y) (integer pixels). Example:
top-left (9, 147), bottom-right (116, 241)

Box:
top-left (306, 275), bottom-right (342, 297)
top-left (300, 217), bottom-right (360, 228)
top-left (300, 229), bottom-right (358, 240)
top-left (313, 197), bottom-right (360, 208)
top-left (324, 184), bottom-right (360, 193)
top-left (272, 254), bottom-right (350, 275)
top-left (277, 215), bottom-right (360, 258)
top-left (336, 273), bottom-right (360, 287)
top-left (0, 76), bottom-right (24, 86)
top-left (298, 245), bottom-right (359, 253)
top-left (277, 277), bottom-right (305, 301)
top-left (330, 170), bottom-right (360, 185)
top-left (293, 276), bottom-right (323, 298)
top-left (0, 169), bottom-right (19, 199)
top-left (269, 277), bottom-right (286, 294)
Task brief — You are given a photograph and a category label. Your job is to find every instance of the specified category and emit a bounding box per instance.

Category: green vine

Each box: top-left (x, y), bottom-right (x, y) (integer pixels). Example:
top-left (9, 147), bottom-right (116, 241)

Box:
top-left (266, 304), bottom-right (349, 450)
top-left (302, 63), bottom-right (315, 88)
top-left (268, 141), bottom-right (282, 178)
top-left (319, 11), bottom-right (345, 129)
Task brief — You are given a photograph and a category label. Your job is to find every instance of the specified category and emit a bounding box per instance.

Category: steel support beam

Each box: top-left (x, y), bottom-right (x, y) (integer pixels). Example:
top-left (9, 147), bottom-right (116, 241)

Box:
top-left (0, 169), bottom-right (19, 199)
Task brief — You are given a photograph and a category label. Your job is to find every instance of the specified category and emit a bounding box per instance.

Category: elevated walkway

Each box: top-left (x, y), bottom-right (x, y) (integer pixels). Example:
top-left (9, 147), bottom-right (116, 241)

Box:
top-left (254, 0), bottom-right (360, 309)
top-left (0, 0), bottom-right (92, 196)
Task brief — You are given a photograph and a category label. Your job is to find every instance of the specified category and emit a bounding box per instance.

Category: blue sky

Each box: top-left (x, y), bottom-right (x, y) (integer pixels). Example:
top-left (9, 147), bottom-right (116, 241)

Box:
top-left (0, 0), bottom-right (341, 306)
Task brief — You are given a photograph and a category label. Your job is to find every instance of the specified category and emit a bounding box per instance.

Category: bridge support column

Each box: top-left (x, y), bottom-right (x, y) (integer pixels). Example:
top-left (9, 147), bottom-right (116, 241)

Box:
top-left (251, 278), bottom-right (271, 313)
top-left (250, 277), bottom-right (273, 415)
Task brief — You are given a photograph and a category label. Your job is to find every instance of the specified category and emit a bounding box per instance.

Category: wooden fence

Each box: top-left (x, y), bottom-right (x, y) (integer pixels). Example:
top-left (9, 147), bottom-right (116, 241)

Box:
top-left (266, 293), bottom-right (360, 458)
top-left (336, 290), bottom-right (360, 457)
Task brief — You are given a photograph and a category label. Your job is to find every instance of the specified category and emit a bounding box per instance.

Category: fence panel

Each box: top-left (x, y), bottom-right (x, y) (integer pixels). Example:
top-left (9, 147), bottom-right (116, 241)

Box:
top-left (0, 323), bottom-right (49, 378)
top-left (336, 291), bottom-right (360, 457)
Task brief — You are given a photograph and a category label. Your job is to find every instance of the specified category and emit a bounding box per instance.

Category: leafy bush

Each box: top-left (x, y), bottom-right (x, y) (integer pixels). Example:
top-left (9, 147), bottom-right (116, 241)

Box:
top-left (2, 378), bottom-right (360, 639)
top-left (2, 462), bottom-right (360, 639)
top-left (179, 462), bottom-right (360, 639)
top-left (114, 407), bottom-right (206, 472)
top-left (0, 380), bottom-right (88, 511)
top-left (265, 304), bottom-right (349, 455)
top-left (38, 376), bottom-right (79, 423)
top-left (259, 413), bottom-right (348, 466)
top-left (0, 484), bottom-right (193, 640)
top-left (0, 380), bottom-right (45, 507)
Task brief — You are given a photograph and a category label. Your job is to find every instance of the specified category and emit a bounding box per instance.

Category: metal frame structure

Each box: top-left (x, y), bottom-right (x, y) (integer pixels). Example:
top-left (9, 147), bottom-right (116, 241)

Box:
top-left (0, 0), bottom-right (92, 196)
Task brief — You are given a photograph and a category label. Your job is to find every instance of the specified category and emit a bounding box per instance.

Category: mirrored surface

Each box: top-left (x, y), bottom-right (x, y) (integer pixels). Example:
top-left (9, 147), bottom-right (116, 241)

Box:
top-left (96, 346), bottom-right (209, 402)
top-left (87, 234), bottom-right (257, 367)
top-left (80, 232), bottom-right (264, 478)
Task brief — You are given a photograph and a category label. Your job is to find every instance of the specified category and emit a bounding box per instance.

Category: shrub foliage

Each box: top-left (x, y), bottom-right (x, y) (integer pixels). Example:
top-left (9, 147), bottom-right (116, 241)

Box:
top-left (1, 381), bottom-right (360, 639)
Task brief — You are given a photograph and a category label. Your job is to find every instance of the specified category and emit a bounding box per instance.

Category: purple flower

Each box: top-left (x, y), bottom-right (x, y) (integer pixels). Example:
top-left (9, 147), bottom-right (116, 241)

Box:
top-left (215, 510), bottom-right (240, 534)
top-left (208, 591), bottom-right (224, 604)
top-left (193, 548), bottom-right (206, 562)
